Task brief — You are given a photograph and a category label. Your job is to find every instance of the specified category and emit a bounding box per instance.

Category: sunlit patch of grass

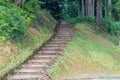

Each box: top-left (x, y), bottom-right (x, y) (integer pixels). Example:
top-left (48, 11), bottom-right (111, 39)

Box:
top-left (48, 23), bottom-right (120, 79)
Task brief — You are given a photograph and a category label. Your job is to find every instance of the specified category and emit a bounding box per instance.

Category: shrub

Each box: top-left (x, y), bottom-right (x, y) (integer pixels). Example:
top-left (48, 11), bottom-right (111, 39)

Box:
top-left (0, 2), bottom-right (36, 42)
top-left (23, 0), bottom-right (44, 13)
top-left (61, 16), bottom-right (95, 24)
top-left (77, 16), bottom-right (95, 23)
top-left (0, 5), bottom-right (27, 40)
top-left (102, 18), bottom-right (120, 35)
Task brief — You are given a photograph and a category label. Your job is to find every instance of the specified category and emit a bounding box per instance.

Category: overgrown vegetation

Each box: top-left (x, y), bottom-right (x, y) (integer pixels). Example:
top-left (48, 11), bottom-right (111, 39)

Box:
top-left (101, 18), bottom-right (120, 36)
top-left (48, 23), bottom-right (120, 79)
top-left (0, 1), bottom-right (56, 79)
top-left (0, 2), bottom-right (35, 44)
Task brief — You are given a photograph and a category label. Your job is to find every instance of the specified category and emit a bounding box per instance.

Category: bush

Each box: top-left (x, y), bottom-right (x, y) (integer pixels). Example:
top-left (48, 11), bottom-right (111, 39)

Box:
top-left (23, 0), bottom-right (44, 13)
top-left (111, 22), bottom-right (120, 35)
top-left (0, 5), bottom-right (27, 40)
top-left (61, 16), bottom-right (95, 24)
top-left (77, 16), bottom-right (95, 23)
top-left (0, 3), bottom-right (35, 42)
top-left (102, 18), bottom-right (120, 35)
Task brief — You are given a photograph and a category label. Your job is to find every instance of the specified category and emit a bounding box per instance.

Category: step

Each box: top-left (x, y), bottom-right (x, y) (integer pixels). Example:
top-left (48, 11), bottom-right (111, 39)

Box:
top-left (39, 52), bottom-right (62, 55)
top-left (28, 59), bottom-right (53, 63)
top-left (48, 42), bottom-right (68, 44)
top-left (21, 67), bottom-right (43, 70)
top-left (27, 60), bottom-right (54, 66)
top-left (57, 33), bottom-right (71, 35)
top-left (42, 47), bottom-right (64, 51)
top-left (56, 32), bottom-right (71, 34)
top-left (46, 44), bottom-right (66, 47)
top-left (33, 56), bottom-right (57, 60)
top-left (48, 43), bottom-right (66, 45)
top-left (50, 40), bottom-right (67, 42)
top-left (33, 55), bottom-right (58, 59)
top-left (34, 55), bottom-right (59, 60)
top-left (14, 69), bottom-right (43, 75)
top-left (22, 64), bottom-right (49, 69)
top-left (56, 34), bottom-right (72, 36)
top-left (56, 36), bottom-right (72, 38)
top-left (52, 37), bottom-right (69, 39)
top-left (8, 74), bottom-right (43, 80)
top-left (38, 51), bottom-right (62, 54)
top-left (57, 31), bottom-right (72, 33)
top-left (54, 37), bottom-right (70, 39)
top-left (41, 51), bottom-right (62, 53)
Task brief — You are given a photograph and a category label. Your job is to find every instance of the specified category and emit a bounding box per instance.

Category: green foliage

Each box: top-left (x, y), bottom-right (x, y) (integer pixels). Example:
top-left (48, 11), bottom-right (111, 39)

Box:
top-left (0, 5), bottom-right (26, 40)
top-left (102, 18), bottom-right (120, 35)
top-left (24, 0), bottom-right (44, 13)
top-left (62, 16), bottom-right (95, 24)
top-left (112, 0), bottom-right (120, 21)
top-left (0, 2), bottom-right (35, 42)
top-left (77, 16), bottom-right (95, 23)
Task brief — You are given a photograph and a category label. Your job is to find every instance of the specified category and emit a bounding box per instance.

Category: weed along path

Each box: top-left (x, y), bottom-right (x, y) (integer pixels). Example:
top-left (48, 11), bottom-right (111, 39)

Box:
top-left (6, 22), bottom-right (73, 80)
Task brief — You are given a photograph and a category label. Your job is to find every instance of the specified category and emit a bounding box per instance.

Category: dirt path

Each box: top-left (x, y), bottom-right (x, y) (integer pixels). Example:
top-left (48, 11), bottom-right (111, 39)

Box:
top-left (7, 22), bottom-right (73, 80)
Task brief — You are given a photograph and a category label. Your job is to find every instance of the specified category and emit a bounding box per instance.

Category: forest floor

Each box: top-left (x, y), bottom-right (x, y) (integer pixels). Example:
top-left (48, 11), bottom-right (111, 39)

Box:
top-left (48, 22), bottom-right (120, 80)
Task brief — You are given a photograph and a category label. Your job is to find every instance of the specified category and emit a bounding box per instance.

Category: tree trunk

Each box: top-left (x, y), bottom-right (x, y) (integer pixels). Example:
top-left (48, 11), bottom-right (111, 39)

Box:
top-left (96, 0), bottom-right (101, 24)
top-left (78, 0), bottom-right (80, 17)
top-left (85, 0), bottom-right (88, 16)
top-left (21, 0), bottom-right (26, 6)
top-left (14, 0), bottom-right (21, 6)
top-left (88, 0), bottom-right (93, 17)
top-left (92, 0), bottom-right (95, 17)
top-left (82, 0), bottom-right (84, 16)
top-left (104, 0), bottom-right (107, 17)
top-left (14, 0), bottom-right (26, 7)
top-left (108, 0), bottom-right (111, 18)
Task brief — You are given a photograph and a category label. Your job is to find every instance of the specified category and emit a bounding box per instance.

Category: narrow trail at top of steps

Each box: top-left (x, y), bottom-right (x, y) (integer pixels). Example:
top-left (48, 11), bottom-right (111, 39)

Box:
top-left (7, 22), bottom-right (73, 80)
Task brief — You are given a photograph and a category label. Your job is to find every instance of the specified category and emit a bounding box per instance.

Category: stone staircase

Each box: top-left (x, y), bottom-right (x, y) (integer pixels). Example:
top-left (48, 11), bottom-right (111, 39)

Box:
top-left (7, 22), bottom-right (73, 80)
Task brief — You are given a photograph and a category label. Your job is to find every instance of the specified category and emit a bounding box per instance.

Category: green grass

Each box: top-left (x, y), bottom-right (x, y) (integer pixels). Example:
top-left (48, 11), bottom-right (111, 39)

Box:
top-left (48, 23), bottom-right (120, 80)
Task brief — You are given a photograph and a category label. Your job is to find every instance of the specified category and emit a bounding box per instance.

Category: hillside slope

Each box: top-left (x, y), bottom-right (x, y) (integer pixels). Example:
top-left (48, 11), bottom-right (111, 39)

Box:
top-left (0, 9), bottom-right (56, 79)
top-left (48, 23), bottom-right (120, 79)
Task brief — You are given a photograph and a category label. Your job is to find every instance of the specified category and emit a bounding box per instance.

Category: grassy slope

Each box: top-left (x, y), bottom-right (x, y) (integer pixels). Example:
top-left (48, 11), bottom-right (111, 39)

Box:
top-left (0, 10), bottom-right (56, 78)
top-left (48, 23), bottom-right (120, 79)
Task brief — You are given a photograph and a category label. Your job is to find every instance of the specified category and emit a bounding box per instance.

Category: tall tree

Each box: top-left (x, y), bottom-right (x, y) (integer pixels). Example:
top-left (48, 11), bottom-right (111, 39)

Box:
top-left (78, 0), bottom-right (80, 16)
top-left (92, 0), bottom-right (95, 17)
top-left (82, 0), bottom-right (85, 16)
top-left (108, 0), bottom-right (111, 18)
top-left (96, 0), bottom-right (102, 24)
top-left (85, 0), bottom-right (88, 16)
top-left (88, 0), bottom-right (93, 17)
